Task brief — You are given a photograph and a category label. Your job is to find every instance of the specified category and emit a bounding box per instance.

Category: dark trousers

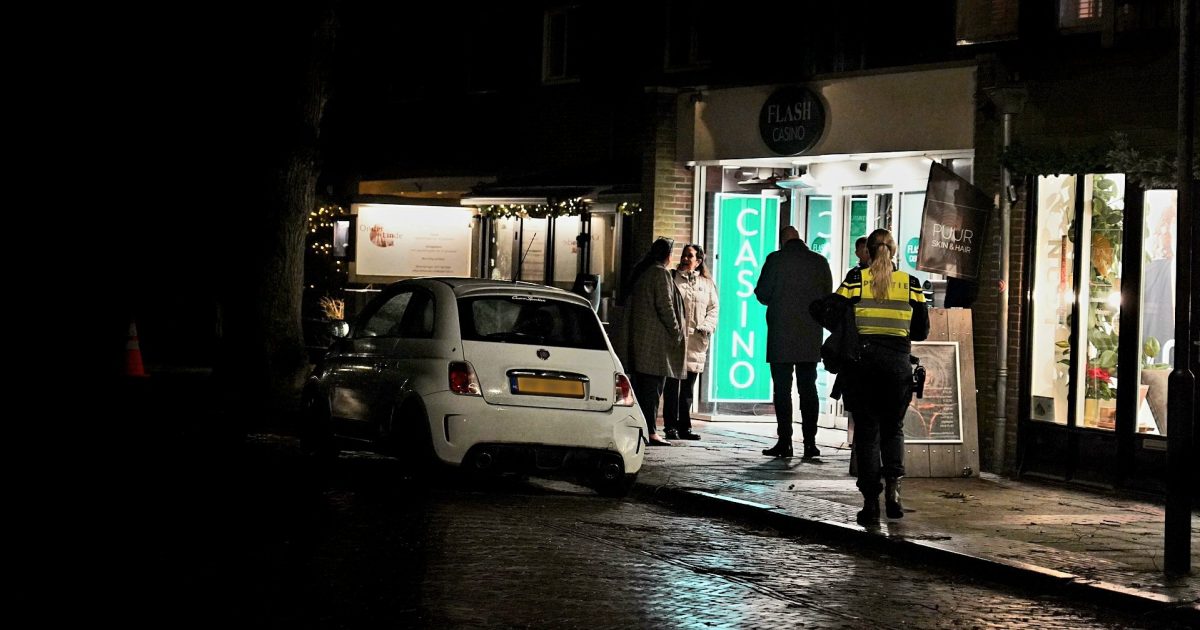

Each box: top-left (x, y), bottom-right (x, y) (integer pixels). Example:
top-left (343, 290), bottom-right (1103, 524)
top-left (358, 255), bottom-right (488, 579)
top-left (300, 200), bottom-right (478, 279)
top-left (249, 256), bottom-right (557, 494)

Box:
top-left (769, 362), bottom-right (819, 445)
top-left (662, 371), bottom-right (700, 433)
top-left (846, 344), bottom-right (912, 496)
top-left (631, 371), bottom-right (665, 436)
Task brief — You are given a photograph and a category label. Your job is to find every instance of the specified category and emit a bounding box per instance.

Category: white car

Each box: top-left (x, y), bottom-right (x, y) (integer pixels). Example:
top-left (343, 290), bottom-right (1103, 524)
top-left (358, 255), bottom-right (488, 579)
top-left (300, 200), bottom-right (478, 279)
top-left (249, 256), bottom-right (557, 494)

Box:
top-left (302, 277), bottom-right (646, 495)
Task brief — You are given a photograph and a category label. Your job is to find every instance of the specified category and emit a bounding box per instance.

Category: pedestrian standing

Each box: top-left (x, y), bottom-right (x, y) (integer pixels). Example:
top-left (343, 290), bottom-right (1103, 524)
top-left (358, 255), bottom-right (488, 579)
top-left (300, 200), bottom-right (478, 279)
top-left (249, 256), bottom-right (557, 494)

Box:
top-left (754, 225), bottom-right (833, 459)
top-left (854, 236), bottom-right (870, 270)
top-left (836, 228), bottom-right (929, 525)
top-left (625, 237), bottom-right (687, 446)
top-left (663, 244), bottom-right (719, 441)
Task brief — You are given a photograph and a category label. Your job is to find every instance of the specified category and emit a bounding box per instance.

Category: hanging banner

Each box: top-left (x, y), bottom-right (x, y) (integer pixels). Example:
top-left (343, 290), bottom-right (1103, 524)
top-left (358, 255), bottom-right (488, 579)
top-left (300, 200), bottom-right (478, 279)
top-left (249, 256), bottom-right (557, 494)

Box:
top-left (916, 162), bottom-right (992, 280)
top-left (710, 194), bottom-right (780, 402)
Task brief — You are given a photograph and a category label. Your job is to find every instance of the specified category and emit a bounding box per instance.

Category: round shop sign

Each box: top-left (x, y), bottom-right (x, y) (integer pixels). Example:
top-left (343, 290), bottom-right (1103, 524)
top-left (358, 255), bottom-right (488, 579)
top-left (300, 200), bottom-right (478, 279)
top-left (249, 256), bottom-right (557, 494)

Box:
top-left (759, 85), bottom-right (826, 156)
top-left (905, 237), bottom-right (921, 267)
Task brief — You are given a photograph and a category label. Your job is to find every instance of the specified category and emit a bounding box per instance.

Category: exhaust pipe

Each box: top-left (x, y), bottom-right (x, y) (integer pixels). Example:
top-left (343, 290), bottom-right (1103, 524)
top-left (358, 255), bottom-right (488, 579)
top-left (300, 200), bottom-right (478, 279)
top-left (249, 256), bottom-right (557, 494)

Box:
top-left (600, 461), bottom-right (622, 481)
top-left (474, 450), bottom-right (494, 470)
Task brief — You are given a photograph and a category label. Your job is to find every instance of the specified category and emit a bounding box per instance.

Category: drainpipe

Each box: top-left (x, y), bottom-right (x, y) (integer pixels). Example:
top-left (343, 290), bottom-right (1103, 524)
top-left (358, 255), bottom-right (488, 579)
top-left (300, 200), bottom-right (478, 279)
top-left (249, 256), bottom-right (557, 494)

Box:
top-left (985, 86), bottom-right (1027, 474)
top-left (1165, 0), bottom-right (1195, 577)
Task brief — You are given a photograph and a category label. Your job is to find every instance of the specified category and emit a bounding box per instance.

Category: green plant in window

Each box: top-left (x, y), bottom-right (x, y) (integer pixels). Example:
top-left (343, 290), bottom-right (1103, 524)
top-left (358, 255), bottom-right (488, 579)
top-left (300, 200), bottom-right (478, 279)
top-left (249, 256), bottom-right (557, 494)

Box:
top-left (1083, 175), bottom-right (1123, 401)
top-left (1143, 337), bottom-right (1170, 370)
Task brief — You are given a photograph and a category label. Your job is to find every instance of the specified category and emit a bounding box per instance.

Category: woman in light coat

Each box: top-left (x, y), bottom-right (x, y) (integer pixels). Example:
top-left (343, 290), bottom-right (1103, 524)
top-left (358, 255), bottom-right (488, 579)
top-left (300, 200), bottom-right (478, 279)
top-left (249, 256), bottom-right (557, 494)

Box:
top-left (662, 244), bottom-right (719, 440)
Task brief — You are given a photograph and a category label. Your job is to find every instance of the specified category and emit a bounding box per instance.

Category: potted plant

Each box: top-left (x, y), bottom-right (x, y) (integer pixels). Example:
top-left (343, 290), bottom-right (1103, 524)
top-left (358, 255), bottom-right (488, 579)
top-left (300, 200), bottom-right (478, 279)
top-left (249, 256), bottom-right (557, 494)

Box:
top-left (1083, 364), bottom-right (1117, 428)
top-left (1140, 336), bottom-right (1170, 434)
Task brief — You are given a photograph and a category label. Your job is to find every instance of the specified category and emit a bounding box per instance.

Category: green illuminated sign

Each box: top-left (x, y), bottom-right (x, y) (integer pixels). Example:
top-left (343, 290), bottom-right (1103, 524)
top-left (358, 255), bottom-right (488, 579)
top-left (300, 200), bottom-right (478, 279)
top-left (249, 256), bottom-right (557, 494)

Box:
top-left (710, 194), bottom-right (780, 402)
top-left (905, 237), bottom-right (921, 267)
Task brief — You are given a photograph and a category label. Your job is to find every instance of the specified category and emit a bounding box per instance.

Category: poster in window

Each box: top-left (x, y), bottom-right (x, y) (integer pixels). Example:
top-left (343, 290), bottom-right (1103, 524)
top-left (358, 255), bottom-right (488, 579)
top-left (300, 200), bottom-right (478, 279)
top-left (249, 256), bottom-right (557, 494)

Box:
top-left (904, 341), bottom-right (963, 443)
top-left (354, 203), bottom-right (474, 277)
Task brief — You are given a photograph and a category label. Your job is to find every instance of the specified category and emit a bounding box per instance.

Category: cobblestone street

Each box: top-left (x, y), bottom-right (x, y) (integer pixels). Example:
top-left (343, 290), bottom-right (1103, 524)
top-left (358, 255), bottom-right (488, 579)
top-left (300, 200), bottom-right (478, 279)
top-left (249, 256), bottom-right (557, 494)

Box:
top-left (147, 435), bottom-right (1191, 629)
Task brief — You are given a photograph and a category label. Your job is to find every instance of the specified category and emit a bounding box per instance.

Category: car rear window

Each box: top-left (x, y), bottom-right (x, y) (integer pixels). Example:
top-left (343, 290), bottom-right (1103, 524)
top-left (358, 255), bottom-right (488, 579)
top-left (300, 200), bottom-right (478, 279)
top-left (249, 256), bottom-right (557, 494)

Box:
top-left (458, 295), bottom-right (607, 351)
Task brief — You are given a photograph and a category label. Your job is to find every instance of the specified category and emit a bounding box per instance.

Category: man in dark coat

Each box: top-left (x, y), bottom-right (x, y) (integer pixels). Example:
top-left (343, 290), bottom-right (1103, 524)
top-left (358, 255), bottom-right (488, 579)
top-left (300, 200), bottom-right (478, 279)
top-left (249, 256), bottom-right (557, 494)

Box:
top-left (754, 225), bottom-right (833, 459)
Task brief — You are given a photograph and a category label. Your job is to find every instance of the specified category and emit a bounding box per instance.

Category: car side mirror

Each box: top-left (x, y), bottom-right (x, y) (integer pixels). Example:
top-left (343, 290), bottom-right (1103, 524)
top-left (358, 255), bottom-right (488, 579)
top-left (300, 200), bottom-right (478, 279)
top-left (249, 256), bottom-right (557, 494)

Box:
top-left (329, 320), bottom-right (350, 339)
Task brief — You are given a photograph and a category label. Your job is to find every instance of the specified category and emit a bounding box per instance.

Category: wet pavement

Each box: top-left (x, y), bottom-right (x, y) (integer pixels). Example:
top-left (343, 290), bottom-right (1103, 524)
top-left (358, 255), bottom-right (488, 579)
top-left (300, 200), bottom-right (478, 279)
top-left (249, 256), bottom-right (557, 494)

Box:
top-left (147, 434), bottom-right (1194, 628)
top-left (634, 419), bottom-right (1199, 621)
top-left (112, 374), bottom-right (1197, 626)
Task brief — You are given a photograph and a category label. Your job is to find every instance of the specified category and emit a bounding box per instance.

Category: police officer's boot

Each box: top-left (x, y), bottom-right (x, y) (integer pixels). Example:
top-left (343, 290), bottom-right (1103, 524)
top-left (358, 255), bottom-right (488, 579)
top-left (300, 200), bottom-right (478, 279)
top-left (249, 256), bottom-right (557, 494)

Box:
top-left (885, 477), bottom-right (904, 519)
top-left (762, 439), bottom-right (793, 458)
top-left (856, 493), bottom-right (880, 526)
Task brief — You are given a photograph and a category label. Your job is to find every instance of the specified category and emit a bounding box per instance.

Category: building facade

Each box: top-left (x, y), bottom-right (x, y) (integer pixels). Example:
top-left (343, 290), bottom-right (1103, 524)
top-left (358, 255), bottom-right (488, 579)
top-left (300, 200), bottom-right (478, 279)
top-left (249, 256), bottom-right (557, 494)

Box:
top-left (334, 0), bottom-right (1195, 492)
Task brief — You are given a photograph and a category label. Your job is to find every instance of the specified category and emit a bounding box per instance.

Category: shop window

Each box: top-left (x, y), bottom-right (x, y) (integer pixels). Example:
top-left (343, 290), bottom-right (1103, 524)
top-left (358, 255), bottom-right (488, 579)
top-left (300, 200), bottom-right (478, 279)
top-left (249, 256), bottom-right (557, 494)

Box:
top-left (543, 5), bottom-right (581, 84)
top-left (1137, 190), bottom-right (1176, 435)
top-left (488, 216), bottom-right (520, 281)
top-left (1077, 174), bottom-right (1124, 431)
top-left (897, 191), bottom-right (935, 287)
top-left (845, 196), bottom-right (869, 270)
top-left (1059, 0), bottom-right (1109, 32)
top-left (588, 212), bottom-right (619, 300)
top-left (519, 216), bottom-right (550, 282)
top-left (551, 214), bottom-right (612, 291)
top-left (1030, 174), bottom-right (1127, 430)
top-left (806, 196), bottom-right (834, 261)
top-left (955, 0), bottom-right (1019, 45)
top-left (1028, 175), bottom-right (1076, 426)
top-left (664, 0), bottom-right (712, 71)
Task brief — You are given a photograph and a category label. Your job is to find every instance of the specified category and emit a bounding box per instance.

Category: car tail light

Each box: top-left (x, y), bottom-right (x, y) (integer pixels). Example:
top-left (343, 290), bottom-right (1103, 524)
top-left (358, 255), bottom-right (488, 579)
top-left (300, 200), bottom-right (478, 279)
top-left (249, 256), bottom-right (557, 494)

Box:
top-left (449, 361), bottom-right (482, 396)
top-left (614, 373), bottom-right (635, 406)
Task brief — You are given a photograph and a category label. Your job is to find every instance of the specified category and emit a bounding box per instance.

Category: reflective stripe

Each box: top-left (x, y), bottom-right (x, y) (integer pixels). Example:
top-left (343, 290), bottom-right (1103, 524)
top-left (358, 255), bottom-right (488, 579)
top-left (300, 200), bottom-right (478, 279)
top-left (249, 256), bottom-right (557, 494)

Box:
top-left (858, 300), bottom-right (911, 311)
top-left (857, 316), bottom-right (912, 332)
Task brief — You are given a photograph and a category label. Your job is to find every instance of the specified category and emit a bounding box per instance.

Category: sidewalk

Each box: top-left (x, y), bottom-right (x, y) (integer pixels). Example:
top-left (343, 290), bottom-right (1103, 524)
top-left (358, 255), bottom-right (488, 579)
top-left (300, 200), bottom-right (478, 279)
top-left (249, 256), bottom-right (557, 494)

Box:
top-left (633, 419), bottom-right (1199, 620)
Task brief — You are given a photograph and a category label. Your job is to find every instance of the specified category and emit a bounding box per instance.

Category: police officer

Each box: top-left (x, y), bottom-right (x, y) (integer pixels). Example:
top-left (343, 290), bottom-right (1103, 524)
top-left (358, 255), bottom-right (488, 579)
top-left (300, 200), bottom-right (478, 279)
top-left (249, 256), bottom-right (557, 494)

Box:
top-left (836, 228), bottom-right (929, 525)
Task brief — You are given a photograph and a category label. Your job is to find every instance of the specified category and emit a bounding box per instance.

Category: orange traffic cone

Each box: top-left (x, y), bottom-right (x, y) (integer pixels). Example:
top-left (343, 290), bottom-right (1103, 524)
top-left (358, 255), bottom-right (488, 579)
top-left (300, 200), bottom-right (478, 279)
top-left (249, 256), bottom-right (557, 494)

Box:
top-left (126, 322), bottom-right (148, 378)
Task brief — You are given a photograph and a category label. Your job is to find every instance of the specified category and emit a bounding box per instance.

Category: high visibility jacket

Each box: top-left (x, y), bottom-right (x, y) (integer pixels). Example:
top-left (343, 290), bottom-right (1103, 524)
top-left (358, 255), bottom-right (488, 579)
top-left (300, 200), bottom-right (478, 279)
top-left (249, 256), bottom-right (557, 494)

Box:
top-left (836, 267), bottom-right (927, 339)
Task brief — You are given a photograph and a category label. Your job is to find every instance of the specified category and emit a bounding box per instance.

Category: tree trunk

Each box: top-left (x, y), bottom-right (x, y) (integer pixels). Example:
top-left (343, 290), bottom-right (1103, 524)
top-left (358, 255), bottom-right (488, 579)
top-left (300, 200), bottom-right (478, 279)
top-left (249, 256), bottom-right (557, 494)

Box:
top-left (216, 6), bottom-right (337, 428)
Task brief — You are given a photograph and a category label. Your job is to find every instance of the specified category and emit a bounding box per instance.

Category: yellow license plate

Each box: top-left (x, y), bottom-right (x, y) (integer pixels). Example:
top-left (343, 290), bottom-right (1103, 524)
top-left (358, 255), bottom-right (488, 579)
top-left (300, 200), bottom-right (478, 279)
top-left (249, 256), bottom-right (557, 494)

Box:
top-left (514, 376), bottom-right (586, 398)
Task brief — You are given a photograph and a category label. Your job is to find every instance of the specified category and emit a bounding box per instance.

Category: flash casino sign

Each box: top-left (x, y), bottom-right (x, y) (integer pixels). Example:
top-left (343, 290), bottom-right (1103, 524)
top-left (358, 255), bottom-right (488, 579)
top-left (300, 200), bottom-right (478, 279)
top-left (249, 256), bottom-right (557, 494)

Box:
top-left (759, 86), bottom-right (826, 156)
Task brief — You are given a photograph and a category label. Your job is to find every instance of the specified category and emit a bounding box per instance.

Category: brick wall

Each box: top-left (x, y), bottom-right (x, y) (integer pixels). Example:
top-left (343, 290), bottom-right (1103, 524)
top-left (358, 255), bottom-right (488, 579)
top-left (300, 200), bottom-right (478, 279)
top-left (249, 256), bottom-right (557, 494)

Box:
top-left (639, 89), bottom-right (694, 262)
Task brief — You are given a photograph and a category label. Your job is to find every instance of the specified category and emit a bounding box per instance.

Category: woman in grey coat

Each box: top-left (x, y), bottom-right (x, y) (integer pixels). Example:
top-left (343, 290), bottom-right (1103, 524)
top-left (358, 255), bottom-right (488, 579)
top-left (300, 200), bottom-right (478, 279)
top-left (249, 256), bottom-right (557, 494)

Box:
top-left (663, 244), bottom-right (719, 440)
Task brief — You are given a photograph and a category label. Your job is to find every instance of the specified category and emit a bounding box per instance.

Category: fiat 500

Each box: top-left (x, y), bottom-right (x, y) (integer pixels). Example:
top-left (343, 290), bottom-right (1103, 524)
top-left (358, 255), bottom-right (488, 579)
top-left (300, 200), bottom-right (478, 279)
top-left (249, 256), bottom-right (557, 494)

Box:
top-left (302, 278), bottom-right (646, 495)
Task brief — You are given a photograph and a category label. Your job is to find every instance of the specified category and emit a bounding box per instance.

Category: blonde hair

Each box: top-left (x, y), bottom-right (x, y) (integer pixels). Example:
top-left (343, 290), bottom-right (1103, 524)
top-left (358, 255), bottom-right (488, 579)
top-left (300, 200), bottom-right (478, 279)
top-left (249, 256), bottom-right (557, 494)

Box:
top-left (867, 229), bottom-right (897, 302)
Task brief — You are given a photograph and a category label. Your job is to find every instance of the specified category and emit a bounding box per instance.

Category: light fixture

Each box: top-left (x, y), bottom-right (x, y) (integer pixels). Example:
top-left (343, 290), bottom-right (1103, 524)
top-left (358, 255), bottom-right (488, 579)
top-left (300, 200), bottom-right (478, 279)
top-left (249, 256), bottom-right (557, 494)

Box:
top-left (776, 167), bottom-right (818, 190)
top-left (774, 175), bottom-right (812, 190)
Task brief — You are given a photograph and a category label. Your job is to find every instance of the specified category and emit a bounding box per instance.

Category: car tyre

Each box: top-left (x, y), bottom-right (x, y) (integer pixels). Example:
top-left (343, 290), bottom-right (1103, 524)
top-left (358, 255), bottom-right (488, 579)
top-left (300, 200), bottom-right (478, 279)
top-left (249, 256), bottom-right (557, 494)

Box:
top-left (300, 393), bottom-right (337, 464)
top-left (394, 400), bottom-right (438, 479)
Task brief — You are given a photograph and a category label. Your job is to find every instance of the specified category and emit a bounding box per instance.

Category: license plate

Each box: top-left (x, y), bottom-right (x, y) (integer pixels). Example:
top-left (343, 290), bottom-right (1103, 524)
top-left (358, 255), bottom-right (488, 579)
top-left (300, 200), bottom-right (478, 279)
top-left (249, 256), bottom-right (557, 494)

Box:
top-left (513, 376), bottom-right (586, 398)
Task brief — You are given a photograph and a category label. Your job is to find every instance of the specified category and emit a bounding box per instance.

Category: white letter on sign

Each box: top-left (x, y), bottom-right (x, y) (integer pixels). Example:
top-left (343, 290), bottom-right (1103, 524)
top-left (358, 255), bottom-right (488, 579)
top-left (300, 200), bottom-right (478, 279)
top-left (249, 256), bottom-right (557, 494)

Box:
top-left (737, 207), bottom-right (760, 236)
top-left (729, 361), bottom-right (754, 389)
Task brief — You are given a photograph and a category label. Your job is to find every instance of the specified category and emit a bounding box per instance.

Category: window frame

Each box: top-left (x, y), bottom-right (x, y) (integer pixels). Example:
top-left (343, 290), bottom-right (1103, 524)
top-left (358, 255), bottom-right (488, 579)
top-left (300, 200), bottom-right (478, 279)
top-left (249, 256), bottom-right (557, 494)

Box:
top-left (542, 5), bottom-right (582, 84)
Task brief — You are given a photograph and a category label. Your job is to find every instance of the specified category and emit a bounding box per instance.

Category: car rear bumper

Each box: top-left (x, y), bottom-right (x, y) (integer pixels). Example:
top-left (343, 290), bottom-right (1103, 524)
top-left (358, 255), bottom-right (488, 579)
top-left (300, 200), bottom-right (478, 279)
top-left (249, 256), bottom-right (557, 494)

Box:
top-left (422, 391), bottom-right (646, 474)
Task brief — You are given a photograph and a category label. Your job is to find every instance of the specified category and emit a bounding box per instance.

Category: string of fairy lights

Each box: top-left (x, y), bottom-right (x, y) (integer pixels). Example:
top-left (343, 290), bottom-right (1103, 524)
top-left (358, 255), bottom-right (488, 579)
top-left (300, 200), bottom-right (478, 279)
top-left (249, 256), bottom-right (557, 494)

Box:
top-left (475, 198), bottom-right (642, 219)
